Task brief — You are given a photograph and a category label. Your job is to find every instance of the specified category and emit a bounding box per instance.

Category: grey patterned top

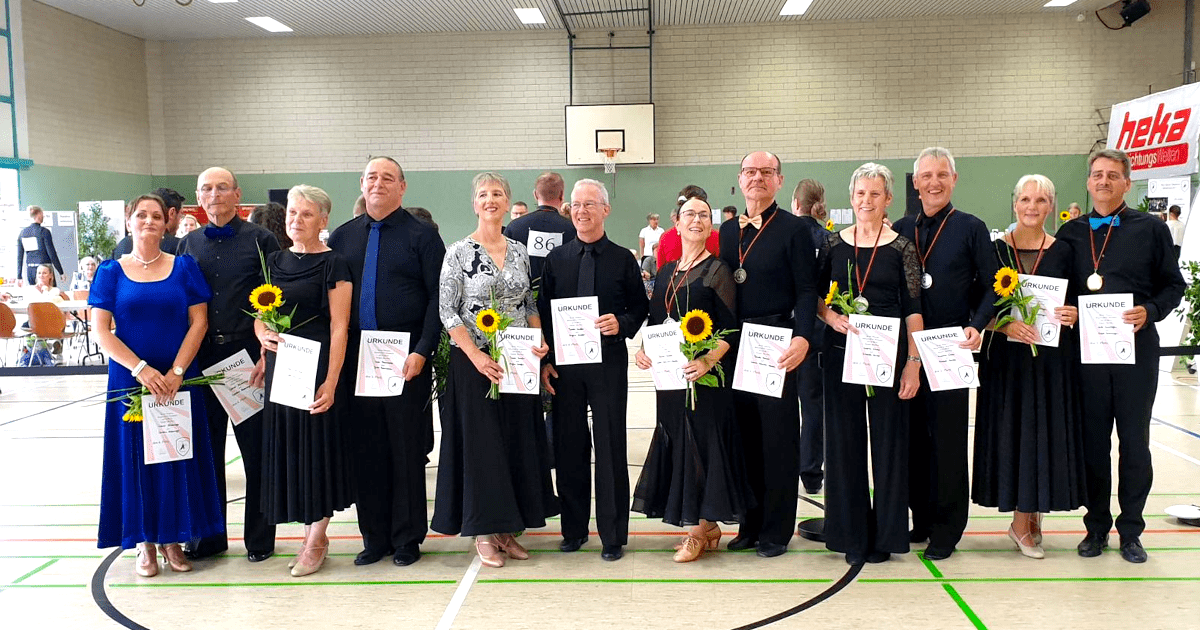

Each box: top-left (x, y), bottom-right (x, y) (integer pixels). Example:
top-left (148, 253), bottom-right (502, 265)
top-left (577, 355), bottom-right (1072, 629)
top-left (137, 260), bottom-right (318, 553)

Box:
top-left (439, 236), bottom-right (538, 349)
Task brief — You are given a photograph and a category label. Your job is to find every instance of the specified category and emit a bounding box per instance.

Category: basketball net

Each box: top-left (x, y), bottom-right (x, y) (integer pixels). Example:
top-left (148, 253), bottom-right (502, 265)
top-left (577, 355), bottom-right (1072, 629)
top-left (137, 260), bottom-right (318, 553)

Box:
top-left (602, 148), bottom-right (618, 174)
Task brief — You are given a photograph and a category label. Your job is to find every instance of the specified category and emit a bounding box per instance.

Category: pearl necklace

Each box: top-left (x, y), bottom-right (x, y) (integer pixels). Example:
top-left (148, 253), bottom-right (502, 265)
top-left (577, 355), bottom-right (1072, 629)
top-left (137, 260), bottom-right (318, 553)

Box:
top-left (132, 251), bottom-right (162, 269)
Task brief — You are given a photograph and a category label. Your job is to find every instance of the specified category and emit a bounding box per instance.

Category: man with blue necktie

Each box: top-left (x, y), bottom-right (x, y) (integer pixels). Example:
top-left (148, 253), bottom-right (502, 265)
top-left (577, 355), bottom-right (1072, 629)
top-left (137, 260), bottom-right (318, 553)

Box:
top-left (1056, 149), bottom-right (1185, 563)
top-left (329, 156), bottom-right (446, 567)
top-left (179, 167), bottom-right (281, 561)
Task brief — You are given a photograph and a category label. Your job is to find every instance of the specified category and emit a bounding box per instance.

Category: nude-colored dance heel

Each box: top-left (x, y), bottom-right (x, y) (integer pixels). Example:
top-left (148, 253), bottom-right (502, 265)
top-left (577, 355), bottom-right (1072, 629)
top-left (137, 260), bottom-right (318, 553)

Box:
top-left (1031, 513), bottom-right (1043, 545)
top-left (675, 524), bottom-right (721, 551)
top-left (475, 536), bottom-right (506, 568)
top-left (291, 538), bottom-right (329, 577)
top-left (160, 543), bottom-right (192, 572)
top-left (1008, 526), bottom-right (1045, 559)
top-left (494, 533), bottom-right (530, 560)
top-left (135, 543), bottom-right (159, 578)
top-left (673, 534), bottom-right (706, 563)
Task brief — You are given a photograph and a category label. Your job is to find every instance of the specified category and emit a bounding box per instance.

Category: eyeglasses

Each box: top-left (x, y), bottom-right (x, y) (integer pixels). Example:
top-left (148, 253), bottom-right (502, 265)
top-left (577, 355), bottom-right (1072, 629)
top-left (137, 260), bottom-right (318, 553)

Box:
top-left (197, 184), bottom-right (234, 197)
top-left (679, 211), bottom-right (712, 222)
top-left (570, 201), bottom-right (605, 211)
top-left (740, 167), bottom-right (778, 178)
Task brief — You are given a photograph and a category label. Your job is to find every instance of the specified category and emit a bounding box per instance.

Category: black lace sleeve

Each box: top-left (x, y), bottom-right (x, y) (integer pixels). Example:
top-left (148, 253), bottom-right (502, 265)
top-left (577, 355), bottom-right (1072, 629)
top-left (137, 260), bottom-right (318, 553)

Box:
top-left (893, 236), bottom-right (923, 318)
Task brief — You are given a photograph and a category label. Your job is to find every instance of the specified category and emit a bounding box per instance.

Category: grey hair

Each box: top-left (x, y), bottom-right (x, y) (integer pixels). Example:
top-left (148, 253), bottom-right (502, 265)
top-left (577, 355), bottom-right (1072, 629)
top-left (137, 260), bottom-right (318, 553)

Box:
top-left (646, 213), bottom-right (659, 221)
top-left (573, 178), bottom-right (610, 206)
top-left (471, 171), bottom-right (512, 200)
top-left (1013, 174), bottom-right (1056, 208)
top-left (287, 184), bottom-right (333, 216)
top-left (914, 147), bottom-right (957, 175)
top-left (1087, 148), bottom-right (1131, 180)
top-left (848, 163), bottom-right (894, 197)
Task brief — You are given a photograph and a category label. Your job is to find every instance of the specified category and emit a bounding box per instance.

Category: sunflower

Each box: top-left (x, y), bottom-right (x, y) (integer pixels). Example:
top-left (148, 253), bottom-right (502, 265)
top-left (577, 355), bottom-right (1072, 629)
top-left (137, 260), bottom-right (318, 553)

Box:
top-left (994, 267), bottom-right (1019, 298)
top-left (1059, 210), bottom-right (1071, 222)
top-left (476, 308), bottom-right (500, 334)
top-left (825, 281), bottom-right (838, 305)
top-left (122, 396), bottom-right (143, 423)
top-left (680, 309), bottom-right (713, 343)
top-left (825, 219), bottom-right (836, 231)
top-left (249, 284), bottom-right (283, 312)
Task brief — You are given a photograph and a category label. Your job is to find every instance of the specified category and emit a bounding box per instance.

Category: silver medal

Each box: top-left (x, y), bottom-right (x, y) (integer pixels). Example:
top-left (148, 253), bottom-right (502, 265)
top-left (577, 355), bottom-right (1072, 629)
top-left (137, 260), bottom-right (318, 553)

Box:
top-left (921, 272), bottom-right (933, 289)
top-left (854, 296), bottom-right (869, 312)
top-left (1087, 272), bottom-right (1103, 292)
top-left (734, 267), bottom-right (747, 284)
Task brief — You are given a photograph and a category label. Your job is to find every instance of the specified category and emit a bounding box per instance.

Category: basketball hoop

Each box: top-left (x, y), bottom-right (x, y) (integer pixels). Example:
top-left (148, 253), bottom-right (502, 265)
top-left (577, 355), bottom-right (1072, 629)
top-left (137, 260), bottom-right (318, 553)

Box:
top-left (601, 148), bottom-right (619, 174)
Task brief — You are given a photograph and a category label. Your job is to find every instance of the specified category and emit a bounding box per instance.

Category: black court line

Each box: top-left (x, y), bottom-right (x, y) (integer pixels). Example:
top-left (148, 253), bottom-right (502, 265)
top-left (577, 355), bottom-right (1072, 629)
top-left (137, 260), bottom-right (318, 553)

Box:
top-left (0, 392), bottom-right (104, 428)
top-left (91, 547), bottom-right (151, 630)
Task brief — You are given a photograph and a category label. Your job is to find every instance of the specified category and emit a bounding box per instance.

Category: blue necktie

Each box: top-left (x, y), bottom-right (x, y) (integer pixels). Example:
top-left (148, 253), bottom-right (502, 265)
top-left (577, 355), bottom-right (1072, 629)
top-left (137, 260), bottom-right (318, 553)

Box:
top-left (1089, 215), bottom-right (1121, 230)
top-left (360, 221), bottom-right (383, 330)
top-left (204, 224), bottom-right (235, 239)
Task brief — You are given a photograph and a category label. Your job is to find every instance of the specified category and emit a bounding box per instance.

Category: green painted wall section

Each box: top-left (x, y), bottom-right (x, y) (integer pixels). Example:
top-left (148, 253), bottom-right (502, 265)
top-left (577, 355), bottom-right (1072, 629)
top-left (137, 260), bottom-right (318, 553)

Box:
top-left (19, 154), bottom-right (1108, 252)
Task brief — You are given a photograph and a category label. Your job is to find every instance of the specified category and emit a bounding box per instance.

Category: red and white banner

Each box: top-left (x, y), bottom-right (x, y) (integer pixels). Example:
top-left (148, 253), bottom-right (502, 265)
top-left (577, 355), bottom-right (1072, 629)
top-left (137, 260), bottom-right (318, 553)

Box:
top-left (1107, 83), bottom-right (1200, 180)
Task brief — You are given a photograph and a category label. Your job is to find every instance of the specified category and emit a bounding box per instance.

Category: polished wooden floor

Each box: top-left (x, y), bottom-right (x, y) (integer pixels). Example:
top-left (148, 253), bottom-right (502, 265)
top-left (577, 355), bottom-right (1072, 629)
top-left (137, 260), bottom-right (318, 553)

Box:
top-left (2, 345), bottom-right (1199, 629)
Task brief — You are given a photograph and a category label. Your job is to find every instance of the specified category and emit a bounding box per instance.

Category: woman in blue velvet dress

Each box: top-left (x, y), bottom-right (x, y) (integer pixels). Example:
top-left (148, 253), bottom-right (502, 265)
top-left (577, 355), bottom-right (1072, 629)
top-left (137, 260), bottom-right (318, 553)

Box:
top-left (91, 193), bottom-right (224, 578)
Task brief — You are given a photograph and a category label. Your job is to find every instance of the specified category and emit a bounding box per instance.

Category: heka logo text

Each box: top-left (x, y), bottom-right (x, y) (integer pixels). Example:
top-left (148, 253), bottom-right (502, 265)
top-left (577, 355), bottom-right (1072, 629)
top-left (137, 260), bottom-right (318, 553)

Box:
top-left (1116, 104), bottom-right (1191, 150)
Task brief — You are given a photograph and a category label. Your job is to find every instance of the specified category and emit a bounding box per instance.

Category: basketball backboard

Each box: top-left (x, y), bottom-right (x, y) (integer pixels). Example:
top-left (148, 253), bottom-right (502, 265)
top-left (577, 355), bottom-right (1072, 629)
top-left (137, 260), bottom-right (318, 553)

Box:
top-left (565, 104), bottom-right (655, 166)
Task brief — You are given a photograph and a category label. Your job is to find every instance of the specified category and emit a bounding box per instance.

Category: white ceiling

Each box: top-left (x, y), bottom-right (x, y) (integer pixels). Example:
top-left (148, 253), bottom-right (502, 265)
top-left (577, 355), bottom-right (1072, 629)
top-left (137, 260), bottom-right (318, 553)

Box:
top-left (33, 0), bottom-right (1120, 41)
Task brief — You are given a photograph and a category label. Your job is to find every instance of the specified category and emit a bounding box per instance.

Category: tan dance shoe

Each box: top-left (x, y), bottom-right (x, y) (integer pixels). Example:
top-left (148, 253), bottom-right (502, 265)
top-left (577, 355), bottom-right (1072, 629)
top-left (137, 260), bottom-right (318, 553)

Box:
top-left (475, 536), bottom-right (506, 568)
top-left (291, 538), bottom-right (329, 577)
top-left (673, 534), bottom-right (706, 563)
top-left (1008, 526), bottom-right (1045, 559)
top-left (135, 543), bottom-right (159, 578)
top-left (494, 533), bottom-right (530, 560)
top-left (160, 543), bottom-right (192, 572)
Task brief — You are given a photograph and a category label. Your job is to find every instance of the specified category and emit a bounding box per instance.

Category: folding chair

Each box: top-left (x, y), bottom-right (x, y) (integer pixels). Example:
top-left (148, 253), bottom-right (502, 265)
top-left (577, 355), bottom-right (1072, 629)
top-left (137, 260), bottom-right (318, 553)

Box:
top-left (26, 303), bottom-right (75, 367)
top-left (0, 303), bottom-right (26, 367)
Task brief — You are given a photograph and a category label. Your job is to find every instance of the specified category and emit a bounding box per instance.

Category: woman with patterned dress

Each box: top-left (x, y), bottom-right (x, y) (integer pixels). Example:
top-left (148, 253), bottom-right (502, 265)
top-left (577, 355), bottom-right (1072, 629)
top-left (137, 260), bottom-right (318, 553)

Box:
top-left (91, 193), bottom-right (223, 577)
top-left (632, 195), bottom-right (753, 563)
top-left (972, 175), bottom-right (1086, 559)
top-left (254, 185), bottom-right (355, 577)
top-left (431, 172), bottom-right (558, 568)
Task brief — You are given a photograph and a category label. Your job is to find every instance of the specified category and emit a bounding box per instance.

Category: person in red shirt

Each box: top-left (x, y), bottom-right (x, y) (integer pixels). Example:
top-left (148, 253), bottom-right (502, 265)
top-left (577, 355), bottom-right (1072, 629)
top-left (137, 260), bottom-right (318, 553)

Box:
top-left (657, 185), bottom-right (718, 269)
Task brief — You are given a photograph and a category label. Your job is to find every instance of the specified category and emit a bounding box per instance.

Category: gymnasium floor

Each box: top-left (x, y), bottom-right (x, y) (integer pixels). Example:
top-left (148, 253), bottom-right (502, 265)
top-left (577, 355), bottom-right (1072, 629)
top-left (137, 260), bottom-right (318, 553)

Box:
top-left (2, 341), bottom-right (1198, 630)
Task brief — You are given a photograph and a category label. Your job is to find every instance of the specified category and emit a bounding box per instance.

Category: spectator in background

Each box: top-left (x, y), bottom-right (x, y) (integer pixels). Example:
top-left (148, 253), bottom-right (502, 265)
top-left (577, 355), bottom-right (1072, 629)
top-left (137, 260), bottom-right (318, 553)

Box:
top-left (250, 202), bottom-right (293, 249)
top-left (407, 206), bottom-right (439, 231)
top-left (114, 188), bottom-right (185, 257)
top-left (17, 205), bottom-right (65, 285)
top-left (504, 172), bottom-right (576, 285)
top-left (791, 178), bottom-right (831, 497)
top-left (510, 201), bottom-right (529, 222)
top-left (638, 213), bottom-right (664, 266)
top-left (353, 195), bottom-right (367, 218)
top-left (1167, 205), bottom-right (1184, 259)
top-left (177, 214), bottom-right (201, 237)
top-left (1067, 202), bottom-right (1083, 220)
top-left (657, 185), bottom-right (719, 270)
top-left (722, 206), bottom-right (737, 224)
top-left (71, 256), bottom-right (98, 292)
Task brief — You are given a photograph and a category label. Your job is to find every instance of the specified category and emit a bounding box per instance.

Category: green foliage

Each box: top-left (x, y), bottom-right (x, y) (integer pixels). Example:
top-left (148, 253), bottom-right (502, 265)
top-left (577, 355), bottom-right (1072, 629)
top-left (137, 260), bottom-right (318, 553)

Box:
top-left (1174, 261), bottom-right (1200, 355)
top-left (432, 329), bottom-right (451, 400)
top-left (77, 202), bottom-right (117, 258)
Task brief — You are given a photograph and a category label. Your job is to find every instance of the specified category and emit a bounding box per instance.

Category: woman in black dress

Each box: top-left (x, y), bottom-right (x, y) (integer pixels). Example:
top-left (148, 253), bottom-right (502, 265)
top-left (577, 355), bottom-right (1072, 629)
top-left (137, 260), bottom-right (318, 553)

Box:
top-left (817, 163), bottom-right (924, 565)
top-left (432, 172), bottom-right (557, 568)
top-left (254, 184), bottom-right (355, 577)
top-left (972, 175), bottom-right (1086, 559)
top-left (632, 195), bottom-right (752, 563)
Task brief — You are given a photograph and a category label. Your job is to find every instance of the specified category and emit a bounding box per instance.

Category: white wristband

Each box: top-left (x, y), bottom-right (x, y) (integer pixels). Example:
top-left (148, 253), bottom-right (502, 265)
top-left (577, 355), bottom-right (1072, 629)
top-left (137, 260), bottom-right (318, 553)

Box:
top-left (130, 360), bottom-right (148, 378)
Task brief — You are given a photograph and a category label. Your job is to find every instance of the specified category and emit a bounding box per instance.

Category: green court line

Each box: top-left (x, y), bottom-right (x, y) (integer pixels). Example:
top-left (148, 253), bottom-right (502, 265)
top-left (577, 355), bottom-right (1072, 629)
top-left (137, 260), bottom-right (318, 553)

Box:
top-left (918, 553), bottom-right (944, 579)
top-left (110, 579), bottom-right (457, 588)
top-left (225, 455), bottom-right (242, 466)
top-left (859, 577), bottom-right (1200, 583)
top-left (476, 578), bottom-right (835, 584)
top-left (943, 583), bottom-right (988, 630)
top-left (0, 584), bottom-right (85, 588)
top-left (10, 559), bottom-right (56, 584)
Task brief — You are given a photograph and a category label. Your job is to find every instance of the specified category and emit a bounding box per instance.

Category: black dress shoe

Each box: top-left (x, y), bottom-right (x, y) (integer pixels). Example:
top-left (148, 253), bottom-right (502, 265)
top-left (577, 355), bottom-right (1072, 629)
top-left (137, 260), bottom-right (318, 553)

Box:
top-left (393, 544), bottom-right (421, 566)
top-left (559, 536), bottom-right (588, 552)
top-left (756, 542), bottom-right (787, 558)
top-left (1119, 538), bottom-right (1147, 563)
top-left (845, 552), bottom-right (866, 566)
top-left (1076, 533), bottom-right (1109, 558)
top-left (354, 547), bottom-right (394, 566)
top-left (923, 546), bottom-right (954, 561)
top-left (909, 529), bottom-right (930, 544)
top-left (600, 544), bottom-right (624, 561)
top-left (247, 550), bottom-right (274, 563)
top-left (183, 543), bottom-right (228, 561)
top-left (803, 481), bottom-right (822, 495)
top-left (727, 535), bottom-right (758, 551)
top-left (866, 551), bottom-right (890, 564)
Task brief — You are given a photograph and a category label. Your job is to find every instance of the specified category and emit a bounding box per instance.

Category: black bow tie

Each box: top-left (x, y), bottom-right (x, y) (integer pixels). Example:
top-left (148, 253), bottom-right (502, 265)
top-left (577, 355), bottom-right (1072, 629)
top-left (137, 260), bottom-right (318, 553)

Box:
top-left (205, 224), bottom-right (234, 239)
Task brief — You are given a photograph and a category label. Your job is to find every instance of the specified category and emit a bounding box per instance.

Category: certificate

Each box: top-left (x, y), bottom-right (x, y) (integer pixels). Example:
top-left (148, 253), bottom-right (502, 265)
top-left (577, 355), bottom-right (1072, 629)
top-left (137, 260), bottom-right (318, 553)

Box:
top-left (1078, 293), bottom-right (1135, 364)
top-left (912, 327), bottom-right (979, 391)
top-left (641, 323), bottom-right (688, 391)
top-left (498, 327), bottom-right (542, 395)
top-left (551, 297), bottom-right (601, 365)
top-left (355, 331), bottom-right (411, 397)
top-left (731, 323), bottom-right (789, 398)
top-left (270, 333), bottom-right (321, 410)
top-left (142, 391), bottom-right (194, 465)
top-left (842, 314), bottom-right (900, 388)
top-left (1006, 274), bottom-right (1069, 348)
top-left (202, 349), bottom-right (264, 425)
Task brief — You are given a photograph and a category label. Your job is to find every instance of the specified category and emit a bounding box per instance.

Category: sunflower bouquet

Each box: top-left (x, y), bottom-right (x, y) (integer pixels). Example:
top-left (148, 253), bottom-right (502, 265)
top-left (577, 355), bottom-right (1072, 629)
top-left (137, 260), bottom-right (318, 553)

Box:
top-left (993, 266), bottom-right (1042, 357)
top-left (825, 261), bottom-right (875, 396)
top-left (825, 219), bottom-right (836, 231)
top-left (106, 373), bottom-right (225, 422)
top-left (678, 309), bottom-right (736, 410)
top-left (475, 292), bottom-right (514, 400)
top-left (245, 246), bottom-right (300, 333)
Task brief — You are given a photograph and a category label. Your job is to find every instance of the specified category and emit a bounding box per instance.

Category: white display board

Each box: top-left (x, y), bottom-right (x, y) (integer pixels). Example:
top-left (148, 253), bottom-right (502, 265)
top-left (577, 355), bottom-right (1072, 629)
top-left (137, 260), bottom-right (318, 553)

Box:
top-left (1159, 185), bottom-right (1200, 372)
top-left (565, 103), bottom-right (654, 166)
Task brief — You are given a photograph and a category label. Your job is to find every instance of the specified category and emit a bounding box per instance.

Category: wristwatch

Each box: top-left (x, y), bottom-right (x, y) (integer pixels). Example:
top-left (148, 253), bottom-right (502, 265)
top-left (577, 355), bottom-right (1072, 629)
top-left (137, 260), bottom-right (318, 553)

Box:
top-left (172, 366), bottom-right (184, 376)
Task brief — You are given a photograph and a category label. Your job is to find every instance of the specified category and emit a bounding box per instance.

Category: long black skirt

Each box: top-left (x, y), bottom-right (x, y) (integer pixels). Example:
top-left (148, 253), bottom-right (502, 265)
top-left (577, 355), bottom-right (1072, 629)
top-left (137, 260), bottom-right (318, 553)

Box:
top-left (632, 383), bottom-right (754, 527)
top-left (972, 331), bottom-right (1087, 513)
top-left (260, 349), bottom-right (356, 525)
top-left (431, 347), bottom-right (558, 537)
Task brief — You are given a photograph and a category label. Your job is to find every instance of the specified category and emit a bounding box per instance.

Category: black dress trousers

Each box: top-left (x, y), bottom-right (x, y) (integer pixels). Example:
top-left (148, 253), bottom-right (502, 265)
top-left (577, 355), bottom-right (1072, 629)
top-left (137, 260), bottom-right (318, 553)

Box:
top-left (797, 320), bottom-right (826, 491)
top-left (907, 384), bottom-right (970, 550)
top-left (733, 378), bottom-right (801, 547)
top-left (194, 336), bottom-right (277, 556)
top-left (552, 342), bottom-right (631, 547)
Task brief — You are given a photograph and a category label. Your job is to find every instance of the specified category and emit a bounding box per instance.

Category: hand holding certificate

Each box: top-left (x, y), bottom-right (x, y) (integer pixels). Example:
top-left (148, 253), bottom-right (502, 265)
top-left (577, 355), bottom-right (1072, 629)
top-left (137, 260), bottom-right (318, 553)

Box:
top-left (270, 333), bottom-right (322, 411)
top-left (912, 327), bottom-right (979, 391)
top-left (142, 391), bottom-right (193, 465)
top-left (732, 323), bottom-right (789, 398)
top-left (1078, 293), bottom-right (1135, 364)
top-left (842, 314), bottom-right (901, 391)
top-left (498, 327), bottom-right (543, 395)
top-left (355, 331), bottom-right (411, 397)
top-left (551, 297), bottom-right (601, 365)
top-left (203, 349), bottom-right (264, 425)
top-left (641, 323), bottom-right (688, 391)
top-left (1004, 274), bottom-right (1069, 348)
